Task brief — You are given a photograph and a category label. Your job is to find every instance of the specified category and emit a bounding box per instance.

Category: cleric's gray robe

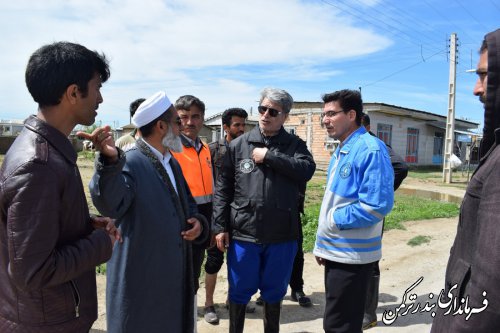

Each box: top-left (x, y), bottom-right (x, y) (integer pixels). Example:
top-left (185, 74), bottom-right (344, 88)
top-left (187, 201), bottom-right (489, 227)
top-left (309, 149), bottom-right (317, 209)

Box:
top-left (90, 141), bottom-right (208, 333)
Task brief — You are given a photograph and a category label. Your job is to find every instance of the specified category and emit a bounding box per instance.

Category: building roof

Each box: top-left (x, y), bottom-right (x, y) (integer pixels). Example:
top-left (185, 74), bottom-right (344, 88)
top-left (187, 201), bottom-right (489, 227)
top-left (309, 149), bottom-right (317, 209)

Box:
top-left (205, 101), bottom-right (479, 131)
top-left (363, 102), bottom-right (479, 127)
top-left (290, 101), bottom-right (479, 131)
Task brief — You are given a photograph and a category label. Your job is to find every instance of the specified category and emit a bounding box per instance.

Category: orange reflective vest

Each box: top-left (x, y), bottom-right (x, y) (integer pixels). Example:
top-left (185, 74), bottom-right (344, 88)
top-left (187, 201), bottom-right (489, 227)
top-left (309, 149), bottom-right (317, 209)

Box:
top-left (172, 136), bottom-right (214, 205)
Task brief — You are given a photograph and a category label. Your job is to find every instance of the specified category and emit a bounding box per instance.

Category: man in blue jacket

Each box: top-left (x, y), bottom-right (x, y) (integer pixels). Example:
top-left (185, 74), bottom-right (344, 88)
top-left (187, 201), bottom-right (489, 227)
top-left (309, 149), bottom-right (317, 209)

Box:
top-left (314, 89), bottom-right (394, 333)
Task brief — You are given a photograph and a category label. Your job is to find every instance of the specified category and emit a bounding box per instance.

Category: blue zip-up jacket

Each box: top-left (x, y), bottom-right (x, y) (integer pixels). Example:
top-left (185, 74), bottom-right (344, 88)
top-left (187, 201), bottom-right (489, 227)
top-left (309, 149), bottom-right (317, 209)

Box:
top-left (313, 126), bottom-right (394, 264)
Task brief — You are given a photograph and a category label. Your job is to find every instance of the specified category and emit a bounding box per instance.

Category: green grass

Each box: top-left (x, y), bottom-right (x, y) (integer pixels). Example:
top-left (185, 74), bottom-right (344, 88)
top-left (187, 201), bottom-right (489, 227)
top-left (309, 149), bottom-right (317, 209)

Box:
top-left (407, 235), bottom-right (432, 247)
top-left (78, 150), bottom-right (96, 160)
top-left (302, 203), bottom-right (322, 252)
top-left (385, 194), bottom-right (459, 230)
top-left (96, 263), bottom-right (107, 275)
top-left (301, 193), bottom-right (460, 252)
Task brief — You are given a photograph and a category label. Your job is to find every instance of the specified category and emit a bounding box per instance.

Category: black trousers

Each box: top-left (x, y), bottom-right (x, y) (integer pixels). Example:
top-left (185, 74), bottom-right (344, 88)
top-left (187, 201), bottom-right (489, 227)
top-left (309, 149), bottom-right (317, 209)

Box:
top-left (192, 244), bottom-right (205, 292)
top-left (323, 260), bottom-right (372, 333)
top-left (289, 221), bottom-right (304, 291)
top-left (192, 202), bottom-right (213, 292)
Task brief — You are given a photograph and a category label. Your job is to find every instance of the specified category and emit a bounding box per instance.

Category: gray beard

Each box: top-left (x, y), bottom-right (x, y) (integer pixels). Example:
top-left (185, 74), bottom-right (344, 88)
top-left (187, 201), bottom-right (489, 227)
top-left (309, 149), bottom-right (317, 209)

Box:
top-left (162, 127), bottom-right (183, 153)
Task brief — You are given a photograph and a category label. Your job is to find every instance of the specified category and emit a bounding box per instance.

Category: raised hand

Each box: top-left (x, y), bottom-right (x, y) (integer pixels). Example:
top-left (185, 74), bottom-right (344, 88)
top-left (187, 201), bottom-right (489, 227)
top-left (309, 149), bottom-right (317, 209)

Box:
top-left (77, 125), bottom-right (118, 162)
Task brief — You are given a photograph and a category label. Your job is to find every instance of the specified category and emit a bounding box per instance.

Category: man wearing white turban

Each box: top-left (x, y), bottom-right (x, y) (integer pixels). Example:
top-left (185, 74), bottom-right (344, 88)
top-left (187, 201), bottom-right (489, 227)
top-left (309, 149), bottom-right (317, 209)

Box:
top-left (87, 91), bottom-right (209, 333)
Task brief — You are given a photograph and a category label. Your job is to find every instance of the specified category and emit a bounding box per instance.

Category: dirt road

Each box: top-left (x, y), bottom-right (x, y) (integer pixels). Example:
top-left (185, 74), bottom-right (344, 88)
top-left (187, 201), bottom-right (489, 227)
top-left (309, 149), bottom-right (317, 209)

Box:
top-left (91, 216), bottom-right (459, 333)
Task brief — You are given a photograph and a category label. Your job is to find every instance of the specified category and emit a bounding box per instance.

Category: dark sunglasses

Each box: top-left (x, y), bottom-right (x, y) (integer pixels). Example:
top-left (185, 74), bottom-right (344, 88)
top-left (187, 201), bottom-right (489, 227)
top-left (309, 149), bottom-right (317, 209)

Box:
top-left (258, 105), bottom-right (283, 117)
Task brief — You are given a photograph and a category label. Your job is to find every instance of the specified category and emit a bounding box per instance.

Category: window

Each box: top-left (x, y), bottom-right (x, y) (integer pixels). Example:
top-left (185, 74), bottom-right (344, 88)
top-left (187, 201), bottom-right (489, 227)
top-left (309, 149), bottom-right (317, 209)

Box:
top-left (0, 125), bottom-right (11, 136)
top-left (377, 123), bottom-right (392, 146)
top-left (406, 128), bottom-right (419, 163)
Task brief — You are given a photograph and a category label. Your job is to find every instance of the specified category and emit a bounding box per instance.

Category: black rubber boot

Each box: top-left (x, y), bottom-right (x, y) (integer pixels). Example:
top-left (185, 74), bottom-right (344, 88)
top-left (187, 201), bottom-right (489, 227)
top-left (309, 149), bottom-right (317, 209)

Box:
top-left (229, 302), bottom-right (246, 333)
top-left (263, 301), bottom-right (281, 333)
top-left (362, 275), bottom-right (380, 330)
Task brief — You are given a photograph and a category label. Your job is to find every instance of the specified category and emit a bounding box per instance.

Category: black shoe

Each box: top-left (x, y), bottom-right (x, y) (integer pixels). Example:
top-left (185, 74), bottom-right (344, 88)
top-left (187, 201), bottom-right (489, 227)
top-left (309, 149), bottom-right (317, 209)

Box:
top-left (291, 290), bottom-right (312, 307)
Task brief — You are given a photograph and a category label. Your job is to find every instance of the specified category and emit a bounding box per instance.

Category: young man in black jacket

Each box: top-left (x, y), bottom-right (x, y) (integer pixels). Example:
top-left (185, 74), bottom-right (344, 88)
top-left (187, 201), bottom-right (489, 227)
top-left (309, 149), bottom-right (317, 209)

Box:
top-left (204, 107), bottom-right (249, 324)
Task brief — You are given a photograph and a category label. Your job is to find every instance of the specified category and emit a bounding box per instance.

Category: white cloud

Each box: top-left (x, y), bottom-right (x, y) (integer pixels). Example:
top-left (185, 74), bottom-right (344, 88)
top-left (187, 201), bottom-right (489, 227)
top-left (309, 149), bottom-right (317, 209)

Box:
top-left (0, 0), bottom-right (392, 125)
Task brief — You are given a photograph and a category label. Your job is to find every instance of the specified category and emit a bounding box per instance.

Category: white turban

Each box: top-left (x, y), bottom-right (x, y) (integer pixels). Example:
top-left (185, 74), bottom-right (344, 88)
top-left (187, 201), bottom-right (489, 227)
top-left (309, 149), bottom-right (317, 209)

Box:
top-left (132, 91), bottom-right (172, 128)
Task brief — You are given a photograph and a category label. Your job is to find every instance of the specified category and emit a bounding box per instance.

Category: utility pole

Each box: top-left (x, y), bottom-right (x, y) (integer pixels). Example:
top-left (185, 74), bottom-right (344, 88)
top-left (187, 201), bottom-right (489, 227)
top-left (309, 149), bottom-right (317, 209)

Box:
top-left (443, 33), bottom-right (457, 183)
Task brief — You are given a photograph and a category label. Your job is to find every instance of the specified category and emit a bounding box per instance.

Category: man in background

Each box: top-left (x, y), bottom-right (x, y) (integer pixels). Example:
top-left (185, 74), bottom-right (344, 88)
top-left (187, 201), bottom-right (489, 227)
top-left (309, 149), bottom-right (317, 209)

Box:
top-left (288, 181), bottom-right (313, 307)
top-left (204, 107), bottom-right (249, 324)
top-left (361, 113), bottom-right (408, 329)
top-left (115, 97), bottom-right (145, 150)
top-left (171, 95), bottom-right (213, 329)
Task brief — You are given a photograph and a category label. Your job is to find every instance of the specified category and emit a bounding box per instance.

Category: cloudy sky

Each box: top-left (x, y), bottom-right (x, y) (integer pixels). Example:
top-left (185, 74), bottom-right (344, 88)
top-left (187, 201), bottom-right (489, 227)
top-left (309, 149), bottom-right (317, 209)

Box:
top-left (1, 0), bottom-right (499, 129)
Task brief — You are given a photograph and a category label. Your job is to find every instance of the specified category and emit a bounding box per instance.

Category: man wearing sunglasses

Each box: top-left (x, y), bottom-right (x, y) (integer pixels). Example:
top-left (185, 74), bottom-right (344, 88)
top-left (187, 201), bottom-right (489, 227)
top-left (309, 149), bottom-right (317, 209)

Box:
top-left (213, 87), bottom-right (316, 333)
top-left (314, 89), bottom-right (394, 333)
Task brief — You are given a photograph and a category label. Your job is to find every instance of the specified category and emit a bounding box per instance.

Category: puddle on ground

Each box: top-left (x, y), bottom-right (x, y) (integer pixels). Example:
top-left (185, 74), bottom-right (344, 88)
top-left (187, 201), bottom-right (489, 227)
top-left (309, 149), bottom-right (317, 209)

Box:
top-left (398, 188), bottom-right (463, 204)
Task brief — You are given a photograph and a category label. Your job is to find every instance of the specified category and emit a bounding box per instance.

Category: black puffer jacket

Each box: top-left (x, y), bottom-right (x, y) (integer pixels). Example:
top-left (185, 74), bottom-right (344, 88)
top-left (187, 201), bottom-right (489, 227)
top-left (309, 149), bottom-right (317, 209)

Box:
top-left (0, 116), bottom-right (112, 332)
top-left (431, 29), bottom-right (500, 332)
top-left (212, 126), bottom-right (315, 244)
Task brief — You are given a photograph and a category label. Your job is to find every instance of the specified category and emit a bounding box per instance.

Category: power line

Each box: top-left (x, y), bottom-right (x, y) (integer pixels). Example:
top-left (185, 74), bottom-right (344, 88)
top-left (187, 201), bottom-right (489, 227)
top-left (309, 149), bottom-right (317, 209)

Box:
top-left (377, 2), bottom-right (463, 50)
top-left (319, 0), bottom-right (444, 54)
top-left (341, 0), bottom-right (444, 47)
top-left (421, 0), bottom-right (477, 45)
top-left (355, 1), bottom-right (445, 46)
top-left (490, 0), bottom-right (500, 13)
top-left (453, 0), bottom-right (489, 31)
top-left (361, 49), bottom-right (447, 88)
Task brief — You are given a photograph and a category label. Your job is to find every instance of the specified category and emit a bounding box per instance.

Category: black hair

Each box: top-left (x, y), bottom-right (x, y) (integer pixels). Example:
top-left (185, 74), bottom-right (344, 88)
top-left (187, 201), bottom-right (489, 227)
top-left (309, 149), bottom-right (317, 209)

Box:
top-left (25, 41), bottom-right (110, 107)
top-left (322, 89), bottom-right (363, 126)
top-left (129, 98), bottom-right (146, 118)
top-left (221, 108), bottom-right (248, 126)
top-left (361, 113), bottom-right (370, 126)
top-left (174, 95), bottom-right (205, 115)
